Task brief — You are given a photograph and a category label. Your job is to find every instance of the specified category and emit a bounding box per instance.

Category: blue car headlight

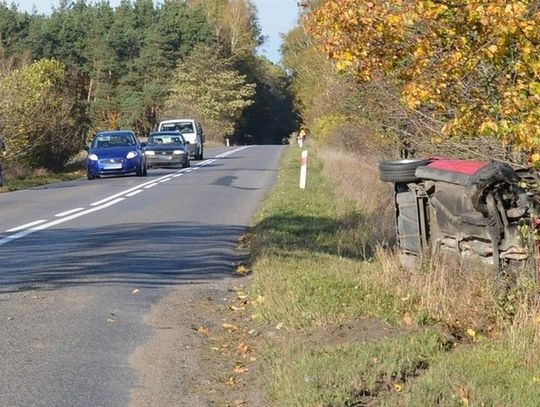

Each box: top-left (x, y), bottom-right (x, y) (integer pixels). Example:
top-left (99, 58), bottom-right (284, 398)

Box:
top-left (88, 153), bottom-right (98, 161)
top-left (173, 150), bottom-right (185, 155)
top-left (126, 151), bottom-right (138, 159)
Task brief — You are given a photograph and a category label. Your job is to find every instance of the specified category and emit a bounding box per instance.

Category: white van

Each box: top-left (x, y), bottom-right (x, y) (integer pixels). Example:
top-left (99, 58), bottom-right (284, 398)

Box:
top-left (157, 119), bottom-right (205, 160)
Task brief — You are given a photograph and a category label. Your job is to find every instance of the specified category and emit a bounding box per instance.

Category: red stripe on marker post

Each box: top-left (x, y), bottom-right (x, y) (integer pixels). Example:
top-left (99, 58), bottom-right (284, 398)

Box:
top-left (299, 150), bottom-right (308, 189)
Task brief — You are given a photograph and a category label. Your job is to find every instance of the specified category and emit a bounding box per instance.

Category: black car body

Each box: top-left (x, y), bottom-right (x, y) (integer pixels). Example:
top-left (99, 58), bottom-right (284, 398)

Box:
top-left (379, 158), bottom-right (540, 279)
top-left (143, 131), bottom-right (190, 168)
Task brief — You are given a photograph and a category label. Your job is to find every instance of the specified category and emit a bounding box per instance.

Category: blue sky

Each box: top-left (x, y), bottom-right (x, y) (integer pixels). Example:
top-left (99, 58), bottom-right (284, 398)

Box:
top-left (14, 0), bottom-right (299, 64)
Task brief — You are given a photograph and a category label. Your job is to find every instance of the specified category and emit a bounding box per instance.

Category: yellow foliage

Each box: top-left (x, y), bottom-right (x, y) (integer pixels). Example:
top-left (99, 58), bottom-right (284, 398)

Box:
top-left (311, 115), bottom-right (349, 144)
top-left (307, 0), bottom-right (540, 161)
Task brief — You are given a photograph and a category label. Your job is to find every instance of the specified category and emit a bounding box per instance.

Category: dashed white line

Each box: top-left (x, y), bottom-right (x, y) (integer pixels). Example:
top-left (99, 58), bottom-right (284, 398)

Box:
top-left (55, 208), bottom-right (85, 217)
top-left (126, 190), bottom-right (143, 197)
top-left (0, 198), bottom-right (125, 247)
top-left (0, 146), bottom-right (253, 246)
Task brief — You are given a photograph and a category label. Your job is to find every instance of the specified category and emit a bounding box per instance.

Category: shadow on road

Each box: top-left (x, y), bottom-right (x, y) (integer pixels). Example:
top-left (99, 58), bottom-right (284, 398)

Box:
top-left (0, 221), bottom-right (247, 294)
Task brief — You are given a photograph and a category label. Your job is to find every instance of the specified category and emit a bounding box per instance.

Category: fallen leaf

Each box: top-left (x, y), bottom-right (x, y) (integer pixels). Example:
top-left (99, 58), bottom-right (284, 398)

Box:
top-left (453, 384), bottom-right (470, 406)
top-left (466, 328), bottom-right (477, 338)
top-left (237, 343), bottom-right (250, 355)
top-left (107, 318), bottom-right (116, 323)
top-left (230, 305), bottom-right (245, 312)
top-left (222, 323), bottom-right (239, 332)
top-left (132, 289), bottom-right (140, 295)
top-left (195, 326), bottom-right (210, 336)
top-left (402, 312), bottom-right (413, 326)
top-left (227, 376), bottom-right (237, 386)
top-left (234, 363), bottom-right (249, 374)
top-left (275, 322), bottom-right (283, 330)
top-left (394, 383), bottom-right (403, 392)
top-left (235, 264), bottom-right (250, 275)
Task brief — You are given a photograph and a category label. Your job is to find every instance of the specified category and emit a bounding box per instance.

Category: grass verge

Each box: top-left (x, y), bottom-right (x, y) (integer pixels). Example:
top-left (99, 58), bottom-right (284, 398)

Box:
top-left (248, 144), bottom-right (540, 405)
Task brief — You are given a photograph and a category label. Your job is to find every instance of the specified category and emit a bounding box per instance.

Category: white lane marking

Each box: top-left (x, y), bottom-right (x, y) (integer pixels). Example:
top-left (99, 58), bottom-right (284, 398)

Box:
top-left (0, 146), bottom-right (254, 245)
top-left (6, 220), bottom-right (48, 233)
top-left (55, 208), bottom-right (85, 217)
top-left (0, 198), bottom-right (125, 247)
top-left (126, 190), bottom-right (143, 197)
top-left (90, 173), bottom-right (179, 206)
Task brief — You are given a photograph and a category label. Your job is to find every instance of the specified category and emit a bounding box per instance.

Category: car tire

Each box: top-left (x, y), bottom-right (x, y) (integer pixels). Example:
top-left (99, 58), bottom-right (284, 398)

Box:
top-left (87, 171), bottom-right (95, 180)
top-left (379, 159), bottom-right (429, 183)
top-left (136, 165), bottom-right (145, 177)
top-left (197, 147), bottom-right (204, 160)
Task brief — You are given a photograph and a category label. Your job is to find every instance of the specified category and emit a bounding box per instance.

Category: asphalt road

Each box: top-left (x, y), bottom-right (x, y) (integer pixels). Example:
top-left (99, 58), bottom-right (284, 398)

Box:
top-left (0, 145), bottom-right (284, 406)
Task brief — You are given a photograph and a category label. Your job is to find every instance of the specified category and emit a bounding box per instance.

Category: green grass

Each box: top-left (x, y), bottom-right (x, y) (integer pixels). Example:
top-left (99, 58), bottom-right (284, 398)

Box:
top-left (250, 145), bottom-right (540, 406)
top-left (382, 331), bottom-right (540, 406)
top-left (267, 330), bottom-right (445, 407)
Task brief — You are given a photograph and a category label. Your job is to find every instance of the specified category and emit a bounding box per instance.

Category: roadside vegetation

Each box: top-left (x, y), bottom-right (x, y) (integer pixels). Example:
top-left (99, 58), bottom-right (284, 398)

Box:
top-left (245, 2), bottom-right (540, 403)
top-left (248, 144), bottom-right (540, 405)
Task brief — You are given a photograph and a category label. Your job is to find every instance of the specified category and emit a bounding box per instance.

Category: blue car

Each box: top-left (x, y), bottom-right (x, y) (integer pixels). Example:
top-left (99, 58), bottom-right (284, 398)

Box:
top-left (85, 130), bottom-right (147, 180)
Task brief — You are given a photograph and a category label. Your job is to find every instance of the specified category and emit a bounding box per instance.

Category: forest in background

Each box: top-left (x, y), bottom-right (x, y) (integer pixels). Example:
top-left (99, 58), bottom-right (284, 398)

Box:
top-left (0, 0), bottom-right (296, 172)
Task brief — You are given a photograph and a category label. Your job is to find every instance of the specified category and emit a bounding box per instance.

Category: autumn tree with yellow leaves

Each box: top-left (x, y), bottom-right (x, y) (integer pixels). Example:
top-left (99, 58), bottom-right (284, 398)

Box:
top-left (307, 0), bottom-right (540, 164)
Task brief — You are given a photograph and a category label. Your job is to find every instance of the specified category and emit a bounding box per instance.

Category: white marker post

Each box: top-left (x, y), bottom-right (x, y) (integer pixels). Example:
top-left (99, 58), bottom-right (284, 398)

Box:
top-left (299, 150), bottom-right (308, 189)
top-left (226, 138), bottom-right (230, 147)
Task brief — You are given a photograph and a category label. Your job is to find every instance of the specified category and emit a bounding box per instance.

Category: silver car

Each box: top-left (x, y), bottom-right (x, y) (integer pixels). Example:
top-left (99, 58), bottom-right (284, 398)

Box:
top-left (143, 131), bottom-right (190, 168)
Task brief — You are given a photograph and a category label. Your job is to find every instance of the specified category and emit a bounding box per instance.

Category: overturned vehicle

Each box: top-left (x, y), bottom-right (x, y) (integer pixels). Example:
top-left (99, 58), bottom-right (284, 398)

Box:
top-left (379, 158), bottom-right (540, 278)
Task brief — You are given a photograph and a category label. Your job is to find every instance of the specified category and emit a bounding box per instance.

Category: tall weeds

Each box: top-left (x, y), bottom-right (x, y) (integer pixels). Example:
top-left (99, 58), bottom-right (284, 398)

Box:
top-left (317, 146), bottom-right (540, 338)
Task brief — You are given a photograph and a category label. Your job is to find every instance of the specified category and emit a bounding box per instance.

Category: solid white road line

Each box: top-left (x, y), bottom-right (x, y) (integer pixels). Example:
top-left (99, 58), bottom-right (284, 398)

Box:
top-left (6, 220), bottom-right (48, 233)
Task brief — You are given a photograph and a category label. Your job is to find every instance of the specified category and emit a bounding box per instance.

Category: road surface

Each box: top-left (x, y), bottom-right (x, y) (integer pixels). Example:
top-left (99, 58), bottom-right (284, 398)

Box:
top-left (0, 145), bottom-right (283, 406)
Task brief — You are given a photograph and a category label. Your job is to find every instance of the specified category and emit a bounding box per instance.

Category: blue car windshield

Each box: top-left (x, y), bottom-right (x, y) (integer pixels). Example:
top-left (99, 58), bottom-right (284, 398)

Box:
top-left (93, 133), bottom-right (135, 148)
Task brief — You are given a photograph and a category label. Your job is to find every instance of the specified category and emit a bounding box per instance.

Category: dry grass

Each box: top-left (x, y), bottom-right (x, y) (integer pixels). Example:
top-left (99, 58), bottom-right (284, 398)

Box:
top-left (316, 146), bottom-right (540, 338)
top-left (317, 147), bottom-right (395, 248)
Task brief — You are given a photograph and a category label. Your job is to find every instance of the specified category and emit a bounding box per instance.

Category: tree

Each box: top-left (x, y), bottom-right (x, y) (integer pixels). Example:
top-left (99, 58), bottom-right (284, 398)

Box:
top-left (164, 44), bottom-right (256, 141)
top-left (189, 0), bottom-right (262, 57)
top-left (0, 58), bottom-right (89, 170)
top-left (307, 0), bottom-right (540, 163)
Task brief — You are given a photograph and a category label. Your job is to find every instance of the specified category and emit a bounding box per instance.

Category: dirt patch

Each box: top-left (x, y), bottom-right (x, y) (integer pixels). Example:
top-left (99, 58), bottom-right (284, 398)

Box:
top-left (299, 318), bottom-right (409, 349)
top-left (129, 277), bottom-right (266, 407)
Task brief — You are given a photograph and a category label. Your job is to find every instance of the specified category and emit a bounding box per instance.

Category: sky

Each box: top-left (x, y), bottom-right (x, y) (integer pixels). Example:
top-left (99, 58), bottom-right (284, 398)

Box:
top-left (14, 0), bottom-right (299, 64)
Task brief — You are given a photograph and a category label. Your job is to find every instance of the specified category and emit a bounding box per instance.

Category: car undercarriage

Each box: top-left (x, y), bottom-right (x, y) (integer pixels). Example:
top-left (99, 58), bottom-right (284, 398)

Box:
top-left (379, 158), bottom-right (540, 280)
